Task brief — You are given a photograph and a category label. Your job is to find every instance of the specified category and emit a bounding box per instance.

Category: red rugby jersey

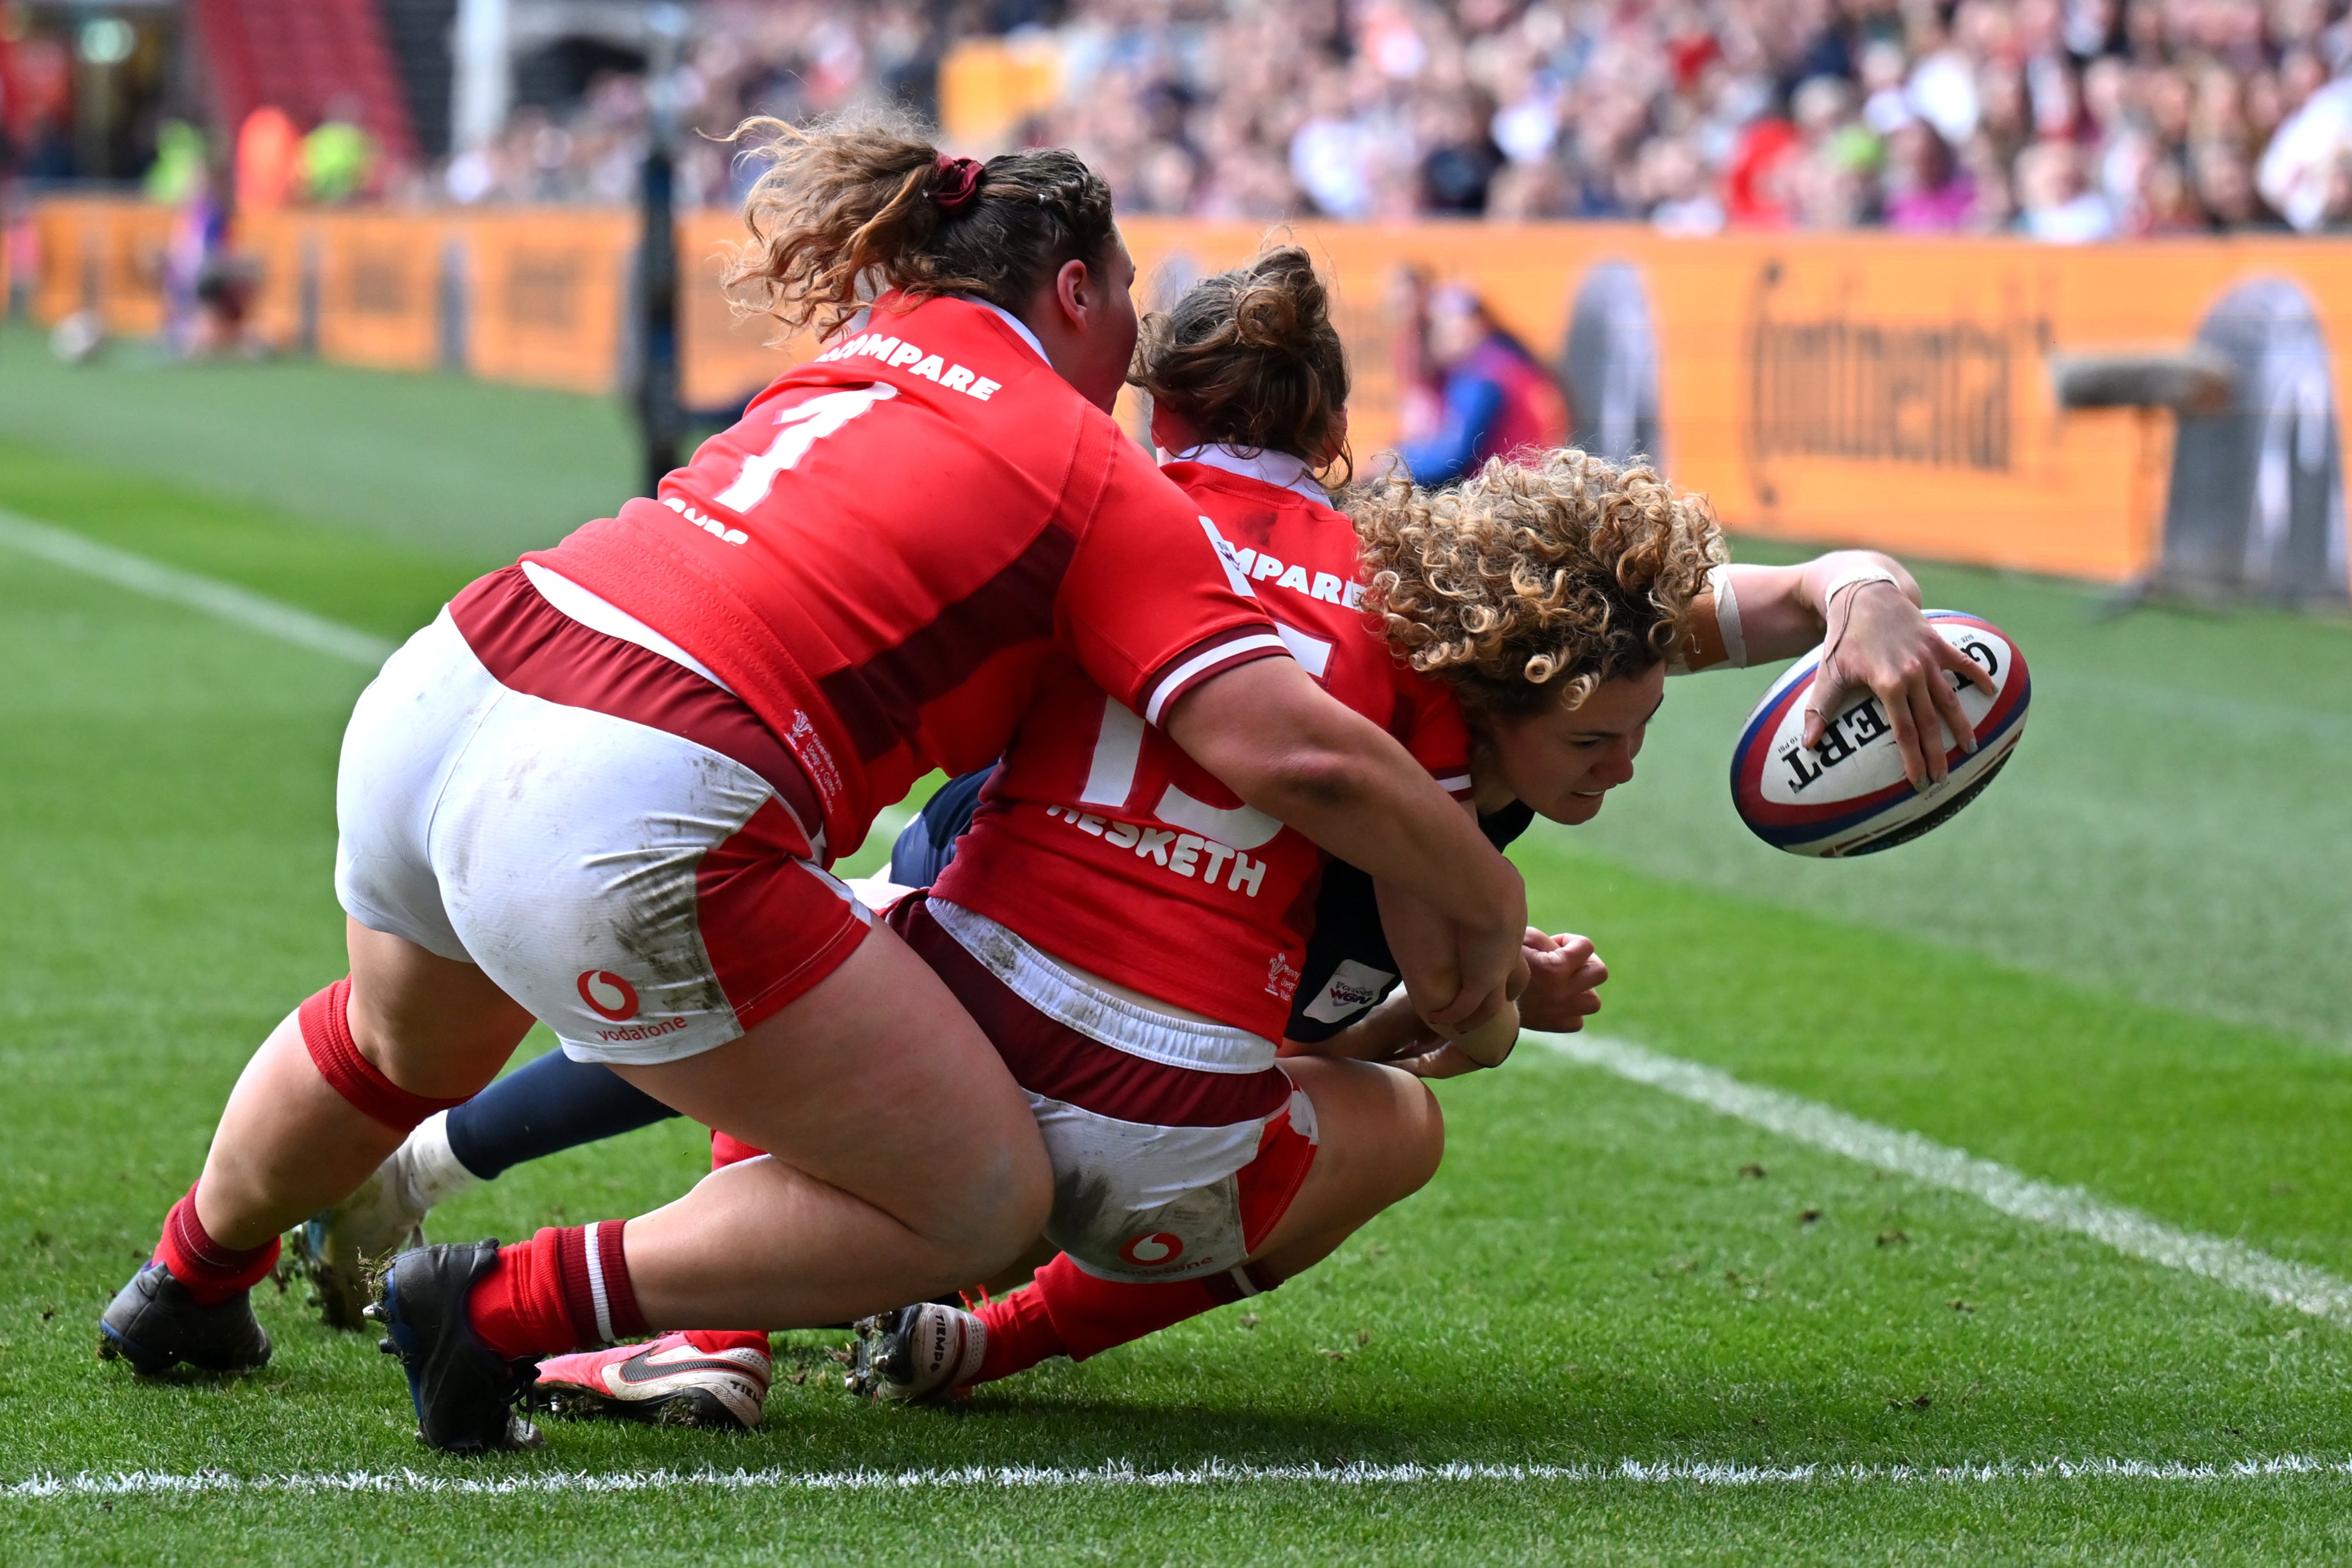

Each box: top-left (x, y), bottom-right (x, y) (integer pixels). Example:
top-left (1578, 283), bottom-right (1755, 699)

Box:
top-left (526, 293), bottom-right (1283, 859)
top-left (933, 452), bottom-right (1474, 1038)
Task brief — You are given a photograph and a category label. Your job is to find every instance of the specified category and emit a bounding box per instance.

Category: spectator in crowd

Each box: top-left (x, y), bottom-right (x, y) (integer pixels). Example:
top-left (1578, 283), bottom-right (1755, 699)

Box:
top-left (2260, 67), bottom-right (2352, 227)
top-left (235, 106), bottom-right (301, 216)
top-left (1394, 278), bottom-right (1571, 484)
top-left (1290, 67), bottom-right (1381, 219)
top-left (299, 101), bottom-right (376, 205)
top-left (2015, 139), bottom-right (2116, 240)
top-left (394, 0), bottom-right (2352, 235)
top-left (1882, 119), bottom-right (1977, 230)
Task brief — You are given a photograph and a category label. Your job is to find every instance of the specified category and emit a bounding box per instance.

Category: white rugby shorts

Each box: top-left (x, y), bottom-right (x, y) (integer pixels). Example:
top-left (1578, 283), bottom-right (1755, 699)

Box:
top-left (892, 895), bottom-right (1318, 1283)
top-left (334, 564), bottom-right (871, 1065)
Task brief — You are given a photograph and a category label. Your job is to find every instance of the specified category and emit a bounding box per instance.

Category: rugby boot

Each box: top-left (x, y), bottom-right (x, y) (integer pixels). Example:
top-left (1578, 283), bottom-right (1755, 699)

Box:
top-left (98, 1262), bottom-right (271, 1375)
top-left (537, 1333), bottom-right (771, 1431)
top-left (290, 1111), bottom-right (479, 1331)
top-left (845, 1303), bottom-right (985, 1404)
top-left (289, 1169), bottom-right (424, 1333)
top-left (367, 1242), bottom-right (543, 1454)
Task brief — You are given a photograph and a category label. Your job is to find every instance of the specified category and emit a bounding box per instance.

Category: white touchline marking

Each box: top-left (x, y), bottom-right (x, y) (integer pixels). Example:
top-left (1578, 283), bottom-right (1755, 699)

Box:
top-left (11, 1455), bottom-right (2352, 1498)
top-left (0, 509), bottom-right (395, 668)
top-left (1534, 1033), bottom-right (2352, 1326)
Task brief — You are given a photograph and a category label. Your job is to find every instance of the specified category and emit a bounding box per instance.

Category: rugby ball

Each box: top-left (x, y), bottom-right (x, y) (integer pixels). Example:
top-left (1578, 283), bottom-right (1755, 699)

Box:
top-left (1730, 611), bottom-right (2029, 857)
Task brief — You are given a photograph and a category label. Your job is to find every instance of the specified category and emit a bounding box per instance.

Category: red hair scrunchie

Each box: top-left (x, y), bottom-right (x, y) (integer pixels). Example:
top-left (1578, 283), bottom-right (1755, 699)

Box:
top-left (932, 153), bottom-right (984, 212)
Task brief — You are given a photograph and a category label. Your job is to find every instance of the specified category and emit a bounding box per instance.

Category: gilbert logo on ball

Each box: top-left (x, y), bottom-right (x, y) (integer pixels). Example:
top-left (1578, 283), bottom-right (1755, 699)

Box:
top-left (1730, 612), bottom-right (2030, 858)
top-left (576, 969), bottom-right (640, 1022)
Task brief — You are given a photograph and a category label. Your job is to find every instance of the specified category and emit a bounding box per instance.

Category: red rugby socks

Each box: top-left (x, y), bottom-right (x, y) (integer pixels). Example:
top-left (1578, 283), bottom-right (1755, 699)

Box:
top-left (972, 1253), bottom-right (1281, 1384)
top-left (154, 1182), bottom-right (280, 1304)
top-left (973, 1276), bottom-right (1064, 1381)
top-left (466, 1223), bottom-right (648, 1360)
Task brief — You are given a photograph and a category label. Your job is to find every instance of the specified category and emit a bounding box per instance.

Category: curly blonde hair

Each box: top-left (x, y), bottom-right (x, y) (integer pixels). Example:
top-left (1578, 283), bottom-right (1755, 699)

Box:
top-left (1351, 450), bottom-right (1724, 718)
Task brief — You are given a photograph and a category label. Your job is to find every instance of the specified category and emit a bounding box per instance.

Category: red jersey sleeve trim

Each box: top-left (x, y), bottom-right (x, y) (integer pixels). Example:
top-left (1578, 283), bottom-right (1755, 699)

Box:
top-left (1139, 630), bottom-right (1293, 727)
top-left (1434, 772), bottom-right (1476, 800)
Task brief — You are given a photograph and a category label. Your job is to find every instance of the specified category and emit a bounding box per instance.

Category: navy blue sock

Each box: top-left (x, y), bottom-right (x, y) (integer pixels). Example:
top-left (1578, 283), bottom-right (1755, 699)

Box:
top-left (441, 1049), bottom-right (678, 1180)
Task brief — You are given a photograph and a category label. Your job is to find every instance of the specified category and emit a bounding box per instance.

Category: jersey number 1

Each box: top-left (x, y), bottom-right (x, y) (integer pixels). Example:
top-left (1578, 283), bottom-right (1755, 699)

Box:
top-left (716, 384), bottom-right (900, 513)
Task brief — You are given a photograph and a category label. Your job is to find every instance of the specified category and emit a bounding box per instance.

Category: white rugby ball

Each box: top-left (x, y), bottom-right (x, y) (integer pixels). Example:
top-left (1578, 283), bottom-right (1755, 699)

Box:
top-left (1729, 611), bottom-right (2030, 857)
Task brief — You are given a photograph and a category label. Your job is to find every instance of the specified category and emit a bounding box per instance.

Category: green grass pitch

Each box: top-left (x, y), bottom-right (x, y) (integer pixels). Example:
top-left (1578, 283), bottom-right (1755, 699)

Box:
top-left (4, 333), bottom-right (2352, 1562)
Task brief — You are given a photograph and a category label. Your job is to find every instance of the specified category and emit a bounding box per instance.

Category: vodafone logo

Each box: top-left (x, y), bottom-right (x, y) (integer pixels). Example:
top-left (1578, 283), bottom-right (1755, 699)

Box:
top-left (1118, 1231), bottom-right (1185, 1267)
top-left (576, 970), bottom-right (640, 1022)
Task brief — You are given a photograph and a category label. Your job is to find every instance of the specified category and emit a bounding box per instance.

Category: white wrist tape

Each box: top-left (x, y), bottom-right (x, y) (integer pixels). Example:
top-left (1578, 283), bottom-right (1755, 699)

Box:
top-left (1822, 563), bottom-right (1902, 606)
top-left (1709, 564), bottom-right (1747, 670)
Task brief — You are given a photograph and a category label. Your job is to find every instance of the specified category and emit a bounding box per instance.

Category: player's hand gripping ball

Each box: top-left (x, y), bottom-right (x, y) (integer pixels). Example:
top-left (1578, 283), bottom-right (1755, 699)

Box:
top-left (1730, 612), bottom-right (2030, 857)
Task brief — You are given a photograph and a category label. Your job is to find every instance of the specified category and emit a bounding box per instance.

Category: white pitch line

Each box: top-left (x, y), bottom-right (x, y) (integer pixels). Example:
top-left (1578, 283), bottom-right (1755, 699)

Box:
top-left (0, 509), bottom-right (395, 668)
top-left (10, 1455), bottom-right (2352, 1499)
top-left (1535, 1033), bottom-right (2352, 1326)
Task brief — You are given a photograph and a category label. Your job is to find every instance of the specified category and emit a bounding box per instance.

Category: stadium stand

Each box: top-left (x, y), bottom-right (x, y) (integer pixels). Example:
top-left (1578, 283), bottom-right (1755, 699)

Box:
top-left (418, 1), bottom-right (2352, 237)
top-left (12, 1), bottom-right (2352, 237)
top-left (187, 0), bottom-right (418, 170)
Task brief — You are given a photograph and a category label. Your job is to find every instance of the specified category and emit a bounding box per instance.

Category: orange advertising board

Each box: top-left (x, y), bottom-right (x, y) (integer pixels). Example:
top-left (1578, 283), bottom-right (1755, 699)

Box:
top-left (676, 210), bottom-right (809, 413)
top-left (310, 210), bottom-right (449, 373)
top-left (26, 198), bottom-right (2352, 583)
top-left (28, 197), bottom-right (174, 335)
top-left (1120, 219), bottom-right (2352, 581)
top-left (463, 210), bottom-right (632, 393)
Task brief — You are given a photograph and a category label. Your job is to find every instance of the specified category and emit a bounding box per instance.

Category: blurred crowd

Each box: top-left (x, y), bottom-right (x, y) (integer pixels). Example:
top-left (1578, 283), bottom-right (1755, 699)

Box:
top-left (74, 0), bottom-right (2352, 240)
top-left (441, 1), bottom-right (948, 210)
top-left (468, 0), bottom-right (2352, 237)
top-left (1022, 0), bottom-right (2352, 234)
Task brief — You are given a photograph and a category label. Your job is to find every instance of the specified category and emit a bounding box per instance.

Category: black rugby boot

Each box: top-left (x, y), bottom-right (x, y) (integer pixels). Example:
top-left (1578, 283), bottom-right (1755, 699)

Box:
top-left (98, 1262), bottom-right (271, 1375)
top-left (368, 1241), bottom-right (543, 1454)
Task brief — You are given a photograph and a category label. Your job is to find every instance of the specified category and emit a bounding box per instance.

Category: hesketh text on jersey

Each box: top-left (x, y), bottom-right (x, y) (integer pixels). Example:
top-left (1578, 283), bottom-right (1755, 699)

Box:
top-left (1042, 805), bottom-right (1269, 895)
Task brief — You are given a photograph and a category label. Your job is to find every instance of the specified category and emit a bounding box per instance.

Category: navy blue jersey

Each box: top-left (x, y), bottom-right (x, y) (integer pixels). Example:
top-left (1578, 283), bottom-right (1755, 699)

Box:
top-left (887, 768), bottom-right (996, 887)
top-left (1280, 800), bottom-right (1532, 1041)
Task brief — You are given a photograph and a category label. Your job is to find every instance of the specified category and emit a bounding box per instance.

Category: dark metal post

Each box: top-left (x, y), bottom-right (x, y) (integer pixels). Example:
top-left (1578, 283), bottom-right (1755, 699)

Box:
top-left (632, 3), bottom-right (689, 495)
top-left (633, 139), bottom-right (681, 495)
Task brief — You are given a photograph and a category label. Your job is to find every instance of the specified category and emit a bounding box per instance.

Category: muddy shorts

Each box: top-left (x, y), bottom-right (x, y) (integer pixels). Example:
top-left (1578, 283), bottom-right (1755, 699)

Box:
top-left (893, 894), bottom-right (1317, 1284)
top-left (333, 564), bottom-right (871, 1065)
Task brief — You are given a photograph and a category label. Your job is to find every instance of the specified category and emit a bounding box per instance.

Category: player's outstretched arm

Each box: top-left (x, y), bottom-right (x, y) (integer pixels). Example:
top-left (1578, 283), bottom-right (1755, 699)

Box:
top-left (1681, 552), bottom-right (1996, 789)
top-left (1166, 655), bottom-right (1528, 1030)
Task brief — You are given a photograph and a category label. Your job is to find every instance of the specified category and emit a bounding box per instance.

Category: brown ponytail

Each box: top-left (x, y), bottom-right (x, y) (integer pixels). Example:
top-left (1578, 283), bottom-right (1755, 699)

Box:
top-left (722, 107), bottom-right (1116, 342)
top-left (1132, 245), bottom-right (1351, 481)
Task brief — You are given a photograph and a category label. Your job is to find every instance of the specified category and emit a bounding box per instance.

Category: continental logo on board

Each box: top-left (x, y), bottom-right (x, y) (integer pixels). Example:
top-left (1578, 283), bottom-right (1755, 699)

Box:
top-left (1744, 259), bottom-right (2049, 502)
